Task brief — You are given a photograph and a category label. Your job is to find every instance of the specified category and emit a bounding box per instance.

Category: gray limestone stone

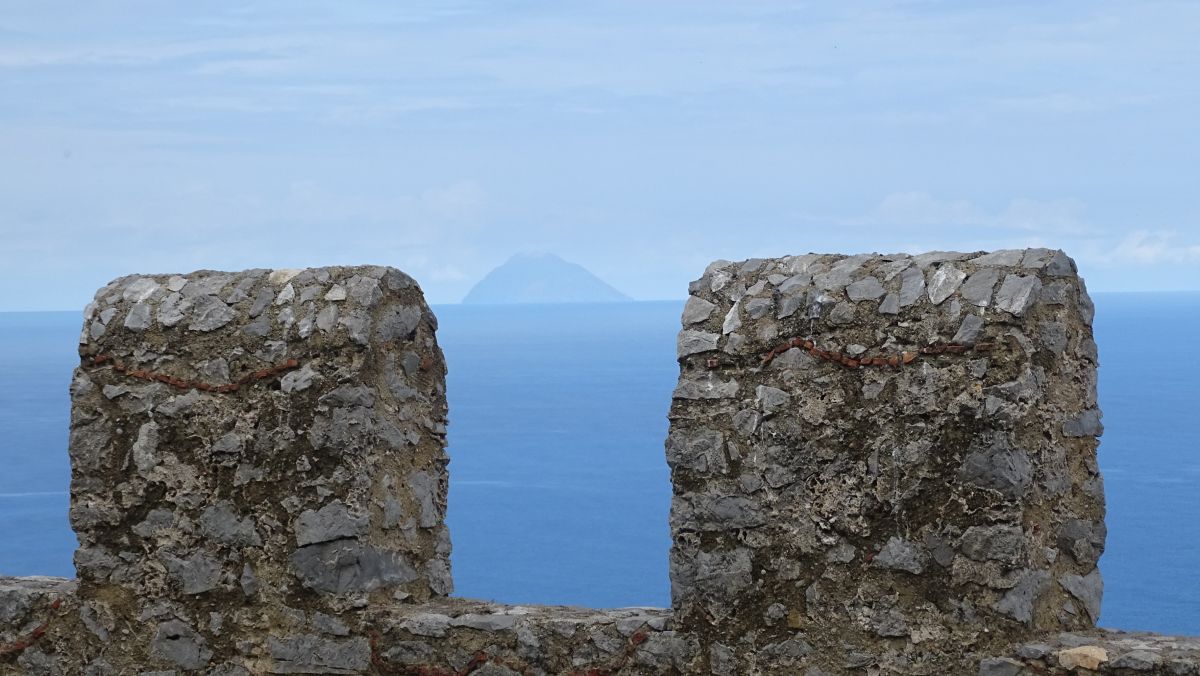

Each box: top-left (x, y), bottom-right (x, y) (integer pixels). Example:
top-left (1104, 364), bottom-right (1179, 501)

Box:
top-left (348, 275), bottom-right (383, 307)
top-left (759, 636), bottom-right (813, 663)
top-left (294, 501), bottom-right (369, 546)
top-left (995, 274), bottom-right (1043, 316)
top-left (868, 605), bottom-right (910, 637)
top-left (132, 422), bottom-right (160, 475)
top-left (268, 634), bottom-right (371, 674)
top-left (200, 501), bottom-right (262, 547)
top-left (275, 282), bottom-right (296, 306)
top-left (971, 250), bottom-right (1024, 267)
top-left (995, 570), bottom-right (1051, 624)
top-left (961, 269), bottom-right (1001, 307)
top-left (673, 493), bottom-right (766, 530)
top-left (898, 266), bottom-right (925, 306)
top-left (722, 301), bottom-right (742, 334)
top-left (847, 276), bottom-right (885, 301)
top-left (755, 385), bottom-right (791, 414)
top-left (873, 537), bottom-right (924, 574)
top-left (960, 444), bottom-right (1033, 499)
top-left (1040, 321), bottom-right (1068, 355)
top-left (123, 277), bottom-right (161, 303)
top-left (1060, 569), bottom-right (1103, 622)
top-left (1045, 250), bottom-right (1076, 276)
top-left (249, 286), bottom-right (274, 317)
top-left (1057, 520), bottom-right (1106, 566)
top-left (1063, 409), bottom-right (1103, 437)
top-left (161, 551), bottom-right (222, 595)
top-left (960, 525), bottom-right (1026, 566)
top-left (376, 304), bottom-right (422, 342)
top-left (240, 563), bottom-right (259, 597)
top-left (123, 301), bottom-right (153, 331)
top-left (677, 330), bottom-right (719, 358)
top-left (978, 657), bottom-right (1024, 676)
top-left (681, 296), bottom-right (717, 324)
top-left (927, 265), bottom-right (967, 305)
top-left (450, 613), bottom-right (519, 632)
top-left (666, 429), bottom-right (727, 474)
top-left (338, 311), bottom-right (371, 345)
top-left (829, 302), bottom-right (855, 324)
top-left (1022, 248), bottom-right (1054, 268)
top-left (745, 297), bottom-right (773, 319)
top-left (953, 314), bottom-right (985, 344)
top-left (281, 364), bottom-right (319, 393)
top-left (879, 292), bottom-right (900, 314)
top-left (776, 293), bottom-right (805, 319)
top-left (673, 375), bottom-right (738, 399)
top-left (291, 540), bottom-right (418, 594)
top-left (324, 284), bottom-right (347, 301)
top-left (187, 295), bottom-right (236, 332)
top-left (778, 273), bottom-right (812, 295)
top-left (151, 620), bottom-right (212, 670)
top-left (400, 613), bottom-right (452, 638)
top-left (157, 293), bottom-right (186, 327)
top-left (211, 432), bottom-right (244, 455)
top-left (319, 385), bottom-right (376, 409)
top-left (1111, 650), bottom-right (1163, 670)
top-left (409, 471), bottom-right (440, 529)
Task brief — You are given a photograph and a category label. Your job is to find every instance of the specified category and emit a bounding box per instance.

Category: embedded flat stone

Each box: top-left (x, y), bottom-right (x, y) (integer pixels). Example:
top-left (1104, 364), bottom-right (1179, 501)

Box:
top-left (847, 276), bottom-right (886, 301)
top-left (926, 265), bottom-right (966, 305)
top-left (961, 269), bottom-right (1000, 306)
top-left (682, 296), bottom-right (717, 324)
top-left (994, 274), bottom-right (1042, 316)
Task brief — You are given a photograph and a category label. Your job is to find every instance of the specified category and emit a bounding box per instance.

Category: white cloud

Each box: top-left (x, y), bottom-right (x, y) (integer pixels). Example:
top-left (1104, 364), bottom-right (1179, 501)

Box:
top-left (864, 192), bottom-right (1092, 236)
top-left (870, 192), bottom-right (985, 227)
top-left (1092, 230), bottom-right (1200, 265)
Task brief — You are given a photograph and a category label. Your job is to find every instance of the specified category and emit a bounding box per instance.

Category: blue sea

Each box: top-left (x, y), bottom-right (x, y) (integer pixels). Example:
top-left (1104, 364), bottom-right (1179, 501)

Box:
top-left (0, 295), bottom-right (1197, 635)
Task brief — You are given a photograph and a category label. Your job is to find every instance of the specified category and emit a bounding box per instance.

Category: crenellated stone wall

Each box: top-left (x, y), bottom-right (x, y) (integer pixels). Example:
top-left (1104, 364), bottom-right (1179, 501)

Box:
top-left (1, 252), bottom-right (1198, 675)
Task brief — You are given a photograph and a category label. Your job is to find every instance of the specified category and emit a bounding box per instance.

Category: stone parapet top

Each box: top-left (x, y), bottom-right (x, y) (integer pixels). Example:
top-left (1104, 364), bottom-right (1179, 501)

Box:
top-left (981, 629), bottom-right (1200, 675)
top-left (5, 577), bottom-right (1200, 674)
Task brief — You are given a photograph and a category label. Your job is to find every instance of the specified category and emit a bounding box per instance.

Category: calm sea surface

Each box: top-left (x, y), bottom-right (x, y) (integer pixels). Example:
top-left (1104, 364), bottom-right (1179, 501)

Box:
top-left (0, 295), bottom-right (1196, 634)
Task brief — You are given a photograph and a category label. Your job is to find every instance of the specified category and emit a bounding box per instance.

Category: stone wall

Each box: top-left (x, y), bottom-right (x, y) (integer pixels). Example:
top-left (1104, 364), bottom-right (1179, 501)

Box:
top-left (667, 250), bottom-right (1104, 672)
top-left (1, 253), bottom-right (1197, 675)
top-left (63, 266), bottom-right (451, 673)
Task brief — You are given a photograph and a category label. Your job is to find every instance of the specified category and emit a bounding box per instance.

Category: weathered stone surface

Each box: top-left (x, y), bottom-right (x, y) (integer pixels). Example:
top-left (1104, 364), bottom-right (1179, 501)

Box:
top-left (846, 275), bottom-right (885, 301)
top-left (7, 251), bottom-right (1197, 675)
top-left (681, 296), bottom-right (717, 324)
top-left (995, 274), bottom-right (1043, 316)
top-left (927, 264), bottom-right (966, 304)
top-left (961, 268), bottom-right (1001, 306)
top-left (872, 537), bottom-right (924, 574)
top-left (668, 249), bottom-right (1107, 673)
top-left (268, 634), bottom-right (370, 674)
top-left (294, 501), bottom-right (369, 546)
top-left (983, 630), bottom-right (1200, 675)
top-left (677, 330), bottom-right (719, 358)
top-left (47, 265), bottom-right (450, 674)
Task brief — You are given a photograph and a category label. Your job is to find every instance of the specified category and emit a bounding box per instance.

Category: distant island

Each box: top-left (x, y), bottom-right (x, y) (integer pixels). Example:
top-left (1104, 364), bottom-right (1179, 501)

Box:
top-left (461, 253), bottom-right (632, 304)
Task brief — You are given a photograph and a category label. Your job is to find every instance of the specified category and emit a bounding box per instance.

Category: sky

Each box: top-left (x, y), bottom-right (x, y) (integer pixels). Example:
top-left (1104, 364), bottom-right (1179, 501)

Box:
top-left (1, 1), bottom-right (1198, 310)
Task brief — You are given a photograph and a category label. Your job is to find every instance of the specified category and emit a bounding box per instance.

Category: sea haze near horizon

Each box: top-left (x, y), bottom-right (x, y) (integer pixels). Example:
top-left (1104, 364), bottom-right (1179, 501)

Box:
top-left (0, 295), bottom-right (1196, 635)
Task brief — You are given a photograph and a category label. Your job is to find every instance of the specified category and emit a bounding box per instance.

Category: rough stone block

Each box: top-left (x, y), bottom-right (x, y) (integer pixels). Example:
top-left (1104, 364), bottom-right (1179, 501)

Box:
top-left (667, 249), bottom-right (1104, 672)
top-left (67, 266), bottom-right (449, 672)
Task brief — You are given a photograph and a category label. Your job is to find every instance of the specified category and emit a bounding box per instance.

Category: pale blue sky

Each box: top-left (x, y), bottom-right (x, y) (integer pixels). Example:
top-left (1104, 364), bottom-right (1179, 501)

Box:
top-left (2, 1), bottom-right (1198, 310)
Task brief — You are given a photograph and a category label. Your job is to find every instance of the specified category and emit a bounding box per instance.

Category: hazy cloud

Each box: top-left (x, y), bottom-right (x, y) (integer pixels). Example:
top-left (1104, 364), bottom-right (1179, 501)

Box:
top-left (1, 1), bottom-right (1197, 309)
